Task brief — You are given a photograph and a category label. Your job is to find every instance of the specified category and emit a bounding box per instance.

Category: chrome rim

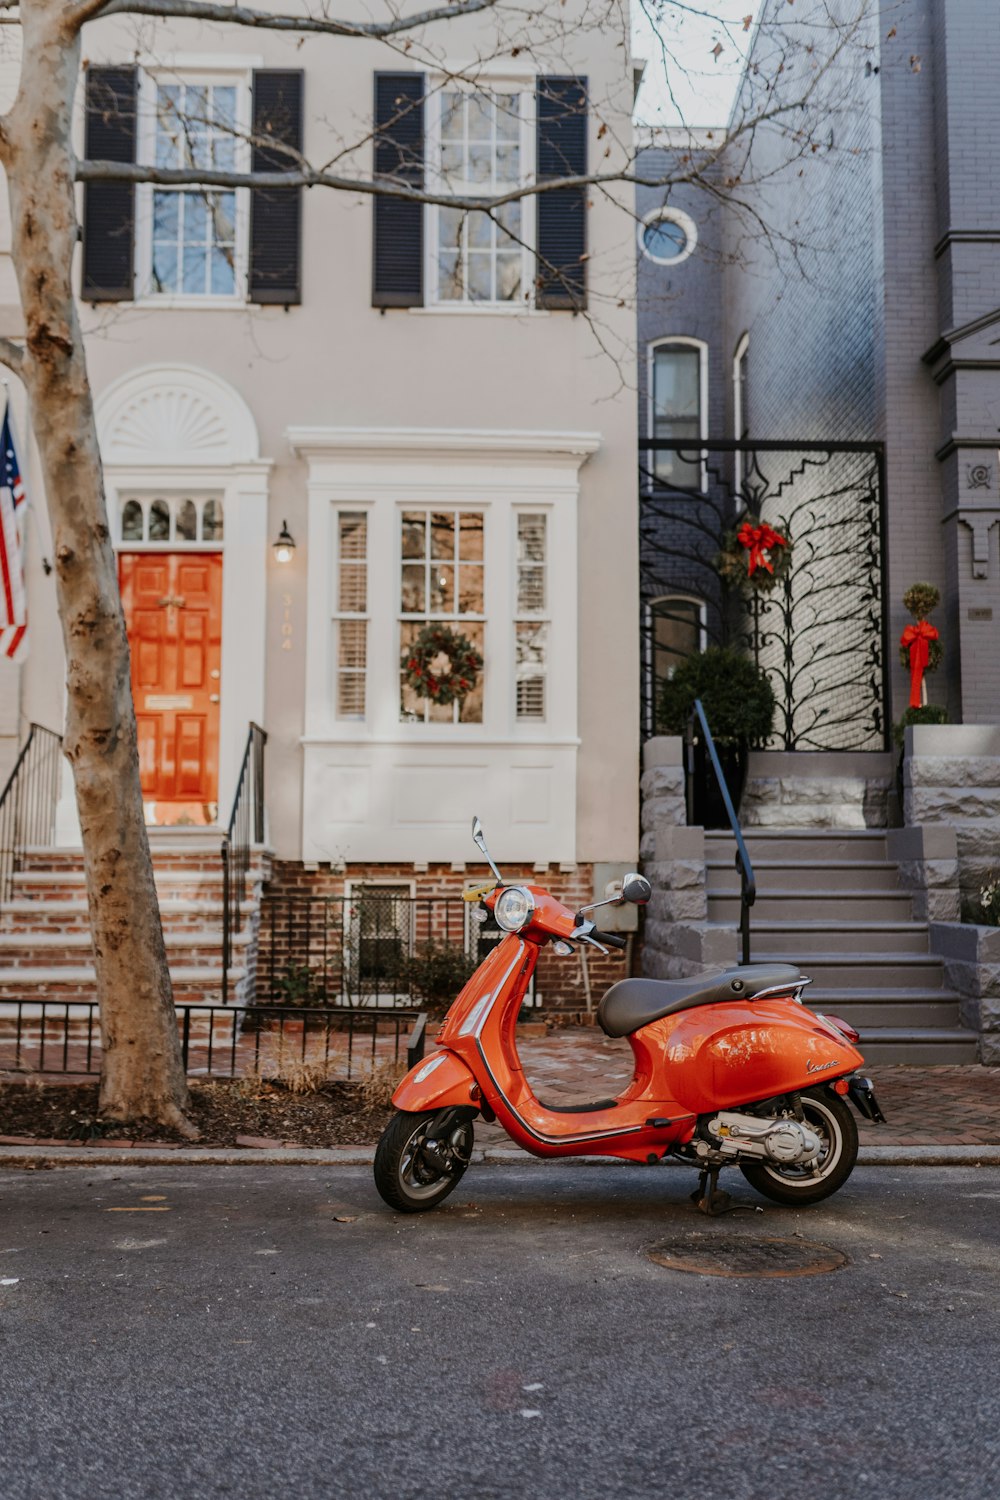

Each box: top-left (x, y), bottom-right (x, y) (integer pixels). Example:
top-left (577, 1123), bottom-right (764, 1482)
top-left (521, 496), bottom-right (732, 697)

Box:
top-left (758, 1096), bottom-right (843, 1190)
top-left (398, 1119), bottom-right (470, 1201)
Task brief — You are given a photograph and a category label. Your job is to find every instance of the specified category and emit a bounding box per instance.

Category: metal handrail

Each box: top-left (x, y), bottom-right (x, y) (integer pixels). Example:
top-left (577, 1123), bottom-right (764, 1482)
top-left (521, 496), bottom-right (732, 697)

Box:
top-left (0, 723), bottom-right (63, 914)
top-left (221, 722), bottom-right (267, 1004)
top-left (689, 698), bottom-right (756, 965)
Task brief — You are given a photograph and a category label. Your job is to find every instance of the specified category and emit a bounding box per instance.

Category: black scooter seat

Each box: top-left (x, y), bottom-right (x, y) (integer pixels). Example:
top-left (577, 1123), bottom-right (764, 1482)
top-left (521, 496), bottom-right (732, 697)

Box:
top-left (597, 964), bottom-right (802, 1040)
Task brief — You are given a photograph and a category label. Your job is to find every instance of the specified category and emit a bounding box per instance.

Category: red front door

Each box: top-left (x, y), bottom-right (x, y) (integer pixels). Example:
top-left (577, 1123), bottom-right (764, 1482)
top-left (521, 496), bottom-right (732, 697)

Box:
top-left (119, 552), bottom-right (223, 823)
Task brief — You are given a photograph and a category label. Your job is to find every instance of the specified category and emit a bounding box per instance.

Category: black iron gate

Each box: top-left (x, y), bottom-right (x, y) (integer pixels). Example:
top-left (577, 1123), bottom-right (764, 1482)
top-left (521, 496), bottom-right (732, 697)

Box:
top-left (639, 438), bottom-right (889, 751)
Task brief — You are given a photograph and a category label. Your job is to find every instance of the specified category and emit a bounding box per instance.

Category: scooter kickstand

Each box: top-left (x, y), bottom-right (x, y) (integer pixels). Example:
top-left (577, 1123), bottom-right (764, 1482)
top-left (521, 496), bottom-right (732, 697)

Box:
top-left (691, 1166), bottom-right (751, 1217)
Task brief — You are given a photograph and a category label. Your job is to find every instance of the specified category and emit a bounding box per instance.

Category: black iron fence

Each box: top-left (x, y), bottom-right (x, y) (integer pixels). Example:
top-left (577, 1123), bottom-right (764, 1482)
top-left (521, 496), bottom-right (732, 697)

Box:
top-left (257, 889), bottom-right (534, 1009)
top-left (0, 999), bottom-right (427, 1081)
top-left (222, 722), bottom-right (266, 1004)
top-left (0, 724), bottom-right (62, 913)
top-left (640, 438), bottom-right (889, 751)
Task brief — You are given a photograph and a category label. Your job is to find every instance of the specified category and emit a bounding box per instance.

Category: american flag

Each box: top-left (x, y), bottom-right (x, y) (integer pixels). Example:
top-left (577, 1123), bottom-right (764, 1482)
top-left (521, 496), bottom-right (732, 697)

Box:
top-left (0, 404), bottom-right (27, 662)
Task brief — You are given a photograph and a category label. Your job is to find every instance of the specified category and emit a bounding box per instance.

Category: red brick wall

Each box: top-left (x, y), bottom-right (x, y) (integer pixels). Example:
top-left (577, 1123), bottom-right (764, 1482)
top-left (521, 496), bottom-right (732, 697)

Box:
top-left (260, 861), bottom-right (634, 1011)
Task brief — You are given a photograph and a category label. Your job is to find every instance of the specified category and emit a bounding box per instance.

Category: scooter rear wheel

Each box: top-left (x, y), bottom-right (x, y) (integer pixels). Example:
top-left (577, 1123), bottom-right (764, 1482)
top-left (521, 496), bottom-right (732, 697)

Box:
top-left (374, 1109), bottom-right (473, 1213)
top-left (739, 1088), bottom-right (858, 1206)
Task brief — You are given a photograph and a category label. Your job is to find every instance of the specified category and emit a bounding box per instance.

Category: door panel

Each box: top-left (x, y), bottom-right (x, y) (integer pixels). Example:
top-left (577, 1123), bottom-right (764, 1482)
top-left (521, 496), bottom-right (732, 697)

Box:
top-left (119, 551), bottom-right (223, 820)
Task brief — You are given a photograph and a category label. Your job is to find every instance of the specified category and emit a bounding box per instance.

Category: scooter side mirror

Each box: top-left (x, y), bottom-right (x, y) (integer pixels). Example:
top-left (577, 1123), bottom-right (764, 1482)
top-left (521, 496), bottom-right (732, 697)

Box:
top-left (470, 815), bottom-right (504, 887)
top-left (621, 872), bottom-right (652, 906)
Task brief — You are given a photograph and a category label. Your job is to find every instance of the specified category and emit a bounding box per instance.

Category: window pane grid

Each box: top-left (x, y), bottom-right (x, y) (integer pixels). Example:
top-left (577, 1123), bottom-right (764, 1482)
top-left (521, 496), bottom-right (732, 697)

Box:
top-left (150, 81), bottom-right (240, 297)
top-left (436, 91), bottom-right (525, 305)
top-left (515, 513), bottom-right (547, 720)
top-left (335, 513), bottom-right (368, 721)
top-left (119, 495), bottom-right (224, 544)
top-left (400, 509), bottom-right (484, 724)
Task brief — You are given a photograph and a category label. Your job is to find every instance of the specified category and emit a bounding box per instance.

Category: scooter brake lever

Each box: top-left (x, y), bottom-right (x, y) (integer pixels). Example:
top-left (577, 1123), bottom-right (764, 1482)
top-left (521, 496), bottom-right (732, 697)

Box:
top-left (579, 935), bottom-right (609, 956)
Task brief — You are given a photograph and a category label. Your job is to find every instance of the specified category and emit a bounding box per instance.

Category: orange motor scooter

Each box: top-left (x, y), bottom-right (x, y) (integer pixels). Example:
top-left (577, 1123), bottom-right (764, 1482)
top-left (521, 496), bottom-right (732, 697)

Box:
top-left (373, 817), bottom-right (886, 1216)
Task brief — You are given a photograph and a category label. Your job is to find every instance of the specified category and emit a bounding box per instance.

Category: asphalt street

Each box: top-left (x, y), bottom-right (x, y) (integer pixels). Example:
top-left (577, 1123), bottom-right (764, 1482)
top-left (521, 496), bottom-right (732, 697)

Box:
top-left (0, 1162), bottom-right (998, 1500)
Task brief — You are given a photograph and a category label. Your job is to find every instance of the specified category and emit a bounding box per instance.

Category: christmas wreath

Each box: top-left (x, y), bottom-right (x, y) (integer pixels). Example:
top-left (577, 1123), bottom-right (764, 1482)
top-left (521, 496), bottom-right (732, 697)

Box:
top-left (716, 515), bottom-right (792, 593)
top-left (401, 624), bottom-right (483, 707)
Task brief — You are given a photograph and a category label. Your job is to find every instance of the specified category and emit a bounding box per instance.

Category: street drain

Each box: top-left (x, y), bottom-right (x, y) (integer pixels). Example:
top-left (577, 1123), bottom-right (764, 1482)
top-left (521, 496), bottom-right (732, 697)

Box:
top-left (647, 1233), bottom-right (847, 1280)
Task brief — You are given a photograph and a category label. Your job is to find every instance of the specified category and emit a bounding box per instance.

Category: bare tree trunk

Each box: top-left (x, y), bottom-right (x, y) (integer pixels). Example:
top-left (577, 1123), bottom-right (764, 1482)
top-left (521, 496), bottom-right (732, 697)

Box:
top-left (2, 0), bottom-right (192, 1130)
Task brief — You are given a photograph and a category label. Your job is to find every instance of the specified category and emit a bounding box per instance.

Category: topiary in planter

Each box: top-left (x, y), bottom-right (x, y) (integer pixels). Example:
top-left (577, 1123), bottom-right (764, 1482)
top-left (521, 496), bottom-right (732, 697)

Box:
top-left (656, 646), bottom-right (776, 747)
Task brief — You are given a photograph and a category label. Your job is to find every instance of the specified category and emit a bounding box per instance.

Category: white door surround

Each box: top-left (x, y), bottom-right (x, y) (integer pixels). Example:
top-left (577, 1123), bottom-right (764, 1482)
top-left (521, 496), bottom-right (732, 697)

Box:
top-left (55, 363), bottom-right (271, 844)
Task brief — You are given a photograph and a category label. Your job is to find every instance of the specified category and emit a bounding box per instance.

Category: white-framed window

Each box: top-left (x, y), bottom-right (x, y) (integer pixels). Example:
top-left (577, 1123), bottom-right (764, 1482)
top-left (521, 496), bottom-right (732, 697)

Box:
top-left (135, 70), bottom-right (251, 303)
top-left (117, 493), bottom-right (224, 546)
top-left (733, 332), bottom-right (750, 503)
top-left (514, 512), bottom-right (548, 720)
top-left (399, 508), bottom-right (486, 723)
top-left (426, 83), bottom-right (534, 308)
top-left (648, 338), bottom-right (708, 490)
top-left (638, 206), bottom-right (698, 266)
top-left (334, 511), bottom-right (368, 721)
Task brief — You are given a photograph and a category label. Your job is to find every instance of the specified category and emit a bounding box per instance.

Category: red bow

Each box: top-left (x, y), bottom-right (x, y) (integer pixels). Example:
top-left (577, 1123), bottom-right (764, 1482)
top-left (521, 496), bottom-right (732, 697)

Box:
top-left (900, 621), bottom-right (939, 709)
top-left (737, 521), bottom-right (788, 576)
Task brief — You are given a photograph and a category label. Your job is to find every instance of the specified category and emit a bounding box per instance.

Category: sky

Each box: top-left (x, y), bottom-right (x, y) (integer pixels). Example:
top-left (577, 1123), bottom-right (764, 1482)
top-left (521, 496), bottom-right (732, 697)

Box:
top-left (633, 1), bottom-right (757, 128)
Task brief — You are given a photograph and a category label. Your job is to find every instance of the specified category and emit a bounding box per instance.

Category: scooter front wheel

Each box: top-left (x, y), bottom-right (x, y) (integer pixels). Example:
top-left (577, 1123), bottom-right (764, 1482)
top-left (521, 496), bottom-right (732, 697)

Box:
top-left (373, 1109), bottom-right (474, 1213)
top-left (739, 1088), bottom-right (858, 1206)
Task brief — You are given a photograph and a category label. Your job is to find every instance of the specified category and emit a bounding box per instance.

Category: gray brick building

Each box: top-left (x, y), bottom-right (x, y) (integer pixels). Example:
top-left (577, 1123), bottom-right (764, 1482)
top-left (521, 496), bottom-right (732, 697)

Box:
top-left (638, 0), bottom-right (1000, 733)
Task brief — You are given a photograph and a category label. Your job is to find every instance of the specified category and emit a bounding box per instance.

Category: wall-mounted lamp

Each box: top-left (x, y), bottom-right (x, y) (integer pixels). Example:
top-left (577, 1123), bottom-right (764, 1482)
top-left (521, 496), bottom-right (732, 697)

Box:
top-left (273, 520), bottom-right (296, 564)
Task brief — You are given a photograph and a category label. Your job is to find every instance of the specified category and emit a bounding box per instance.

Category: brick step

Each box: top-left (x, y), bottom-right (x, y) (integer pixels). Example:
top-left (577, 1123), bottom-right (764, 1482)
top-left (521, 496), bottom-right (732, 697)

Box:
top-left (706, 860), bottom-right (902, 894)
top-left (0, 899), bottom-right (250, 935)
top-left (848, 1028), bottom-right (980, 1066)
top-left (0, 930), bottom-right (247, 970)
top-left (10, 870), bottom-right (236, 903)
top-left (744, 920), bottom-right (931, 956)
top-left (0, 968), bottom-right (242, 1005)
top-left (15, 845), bottom-right (268, 874)
top-left (752, 950), bottom-right (945, 990)
top-left (705, 830), bottom-right (889, 863)
top-left (707, 889), bottom-right (914, 922)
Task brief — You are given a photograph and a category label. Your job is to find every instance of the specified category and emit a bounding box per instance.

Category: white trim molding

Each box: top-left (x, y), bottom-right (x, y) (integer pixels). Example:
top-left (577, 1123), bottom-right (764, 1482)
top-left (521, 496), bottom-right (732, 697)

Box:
top-left (81, 364), bottom-right (271, 829)
top-left (291, 426), bottom-right (599, 865)
top-left (638, 206), bottom-right (698, 266)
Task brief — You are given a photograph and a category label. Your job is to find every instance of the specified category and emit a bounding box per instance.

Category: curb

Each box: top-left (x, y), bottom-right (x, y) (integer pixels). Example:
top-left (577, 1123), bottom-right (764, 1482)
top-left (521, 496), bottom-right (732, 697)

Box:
top-left (2, 1144), bottom-right (1000, 1169)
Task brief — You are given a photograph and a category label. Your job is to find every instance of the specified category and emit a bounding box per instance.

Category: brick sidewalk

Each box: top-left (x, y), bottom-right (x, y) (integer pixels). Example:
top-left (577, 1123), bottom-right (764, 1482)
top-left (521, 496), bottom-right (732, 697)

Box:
top-left (489, 1028), bottom-right (1000, 1149)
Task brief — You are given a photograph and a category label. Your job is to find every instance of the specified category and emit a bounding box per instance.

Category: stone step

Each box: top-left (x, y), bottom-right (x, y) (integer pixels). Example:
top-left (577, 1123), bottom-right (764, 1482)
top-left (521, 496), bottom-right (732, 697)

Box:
top-left (706, 859), bottom-right (903, 894)
top-left (802, 990), bottom-right (963, 1028)
top-left (849, 1028), bottom-right (980, 1066)
top-left (708, 889), bottom-right (913, 922)
top-left (749, 920), bottom-right (930, 956)
top-left (751, 950), bottom-right (945, 990)
top-left (705, 829), bottom-right (889, 863)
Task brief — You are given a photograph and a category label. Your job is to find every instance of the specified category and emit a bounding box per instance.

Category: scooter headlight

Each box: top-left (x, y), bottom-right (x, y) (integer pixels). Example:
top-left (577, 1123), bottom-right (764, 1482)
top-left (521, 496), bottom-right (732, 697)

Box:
top-left (494, 886), bottom-right (535, 933)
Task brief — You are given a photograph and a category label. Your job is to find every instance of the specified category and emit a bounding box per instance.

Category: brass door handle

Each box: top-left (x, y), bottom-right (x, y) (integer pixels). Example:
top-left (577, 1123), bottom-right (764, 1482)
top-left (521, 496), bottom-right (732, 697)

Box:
top-left (157, 594), bottom-right (186, 609)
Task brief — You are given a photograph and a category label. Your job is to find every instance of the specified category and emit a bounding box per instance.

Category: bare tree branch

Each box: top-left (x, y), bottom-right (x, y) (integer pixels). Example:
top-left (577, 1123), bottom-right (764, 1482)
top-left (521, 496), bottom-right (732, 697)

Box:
top-left (0, 335), bottom-right (24, 375)
top-left (87, 0), bottom-right (505, 40)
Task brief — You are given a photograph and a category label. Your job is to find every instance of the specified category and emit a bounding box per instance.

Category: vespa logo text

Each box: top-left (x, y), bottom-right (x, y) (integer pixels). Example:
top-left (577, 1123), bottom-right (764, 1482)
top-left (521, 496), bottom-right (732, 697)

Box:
top-left (806, 1059), bottom-right (839, 1073)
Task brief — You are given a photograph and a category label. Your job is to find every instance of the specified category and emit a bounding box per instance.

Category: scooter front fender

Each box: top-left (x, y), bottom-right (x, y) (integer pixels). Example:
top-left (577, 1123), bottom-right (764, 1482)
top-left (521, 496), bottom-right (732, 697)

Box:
top-left (393, 1049), bottom-right (479, 1114)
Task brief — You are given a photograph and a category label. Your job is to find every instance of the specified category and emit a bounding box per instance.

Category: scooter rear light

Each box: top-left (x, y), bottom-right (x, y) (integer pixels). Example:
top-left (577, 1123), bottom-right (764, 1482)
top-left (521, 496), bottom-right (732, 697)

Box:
top-left (822, 1014), bottom-right (861, 1045)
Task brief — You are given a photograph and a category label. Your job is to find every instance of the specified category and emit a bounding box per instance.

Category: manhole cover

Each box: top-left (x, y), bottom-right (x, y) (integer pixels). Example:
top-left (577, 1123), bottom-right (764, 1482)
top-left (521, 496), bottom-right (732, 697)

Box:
top-left (647, 1234), bottom-right (847, 1279)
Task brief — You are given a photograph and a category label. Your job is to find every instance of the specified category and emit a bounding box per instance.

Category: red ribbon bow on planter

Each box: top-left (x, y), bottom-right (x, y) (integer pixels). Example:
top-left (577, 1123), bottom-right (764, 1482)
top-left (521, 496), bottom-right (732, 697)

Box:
top-left (900, 620), bottom-right (939, 709)
top-left (737, 521), bottom-right (788, 576)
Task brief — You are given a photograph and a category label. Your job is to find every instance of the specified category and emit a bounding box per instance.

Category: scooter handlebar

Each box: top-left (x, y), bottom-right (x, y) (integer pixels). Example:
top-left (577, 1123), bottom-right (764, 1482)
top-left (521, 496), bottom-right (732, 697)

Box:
top-left (592, 930), bottom-right (628, 951)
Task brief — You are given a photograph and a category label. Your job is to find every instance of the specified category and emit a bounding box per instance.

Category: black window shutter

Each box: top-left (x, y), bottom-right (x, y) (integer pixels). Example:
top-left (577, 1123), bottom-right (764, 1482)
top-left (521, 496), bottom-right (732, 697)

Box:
top-left (372, 73), bottom-right (425, 308)
top-left (250, 71), bottom-right (304, 305)
top-left (82, 66), bottom-right (137, 302)
top-left (535, 77), bottom-right (588, 311)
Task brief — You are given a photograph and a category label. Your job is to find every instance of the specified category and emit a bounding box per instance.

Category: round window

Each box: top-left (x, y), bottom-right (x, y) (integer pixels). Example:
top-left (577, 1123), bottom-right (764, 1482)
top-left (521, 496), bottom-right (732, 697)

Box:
top-left (640, 209), bottom-right (697, 266)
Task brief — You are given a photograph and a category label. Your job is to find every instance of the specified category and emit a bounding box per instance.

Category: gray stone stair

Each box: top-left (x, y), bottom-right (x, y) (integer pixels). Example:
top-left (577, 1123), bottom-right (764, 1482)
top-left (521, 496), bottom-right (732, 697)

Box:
top-left (704, 828), bottom-right (979, 1064)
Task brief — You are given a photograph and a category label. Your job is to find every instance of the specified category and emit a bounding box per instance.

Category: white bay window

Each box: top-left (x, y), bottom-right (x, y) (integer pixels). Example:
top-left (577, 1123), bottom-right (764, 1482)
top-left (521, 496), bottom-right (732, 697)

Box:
top-left (294, 429), bottom-right (599, 863)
